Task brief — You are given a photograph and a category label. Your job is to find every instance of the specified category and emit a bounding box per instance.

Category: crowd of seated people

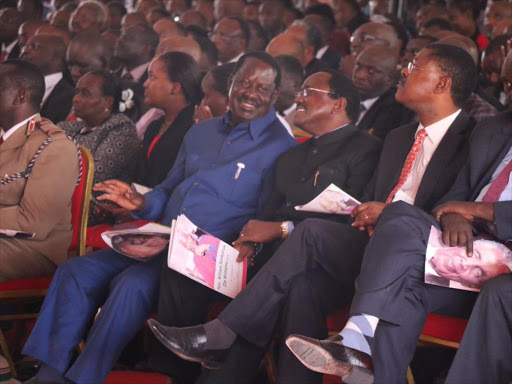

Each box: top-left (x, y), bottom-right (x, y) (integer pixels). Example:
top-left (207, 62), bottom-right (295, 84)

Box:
top-left (0, 0), bottom-right (511, 383)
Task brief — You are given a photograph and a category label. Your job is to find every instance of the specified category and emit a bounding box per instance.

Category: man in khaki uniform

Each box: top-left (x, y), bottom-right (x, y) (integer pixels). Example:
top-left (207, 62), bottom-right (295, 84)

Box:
top-left (0, 59), bottom-right (79, 282)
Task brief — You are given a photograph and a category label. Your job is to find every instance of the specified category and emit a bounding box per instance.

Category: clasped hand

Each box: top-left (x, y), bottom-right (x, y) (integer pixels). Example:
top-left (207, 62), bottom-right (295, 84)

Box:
top-left (232, 220), bottom-right (282, 265)
top-left (351, 201), bottom-right (387, 236)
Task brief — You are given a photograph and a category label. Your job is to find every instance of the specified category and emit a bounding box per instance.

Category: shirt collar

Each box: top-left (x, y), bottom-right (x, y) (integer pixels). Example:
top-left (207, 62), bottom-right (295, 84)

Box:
top-left (2, 113), bottom-right (38, 141)
top-left (314, 123), bottom-right (349, 139)
top-left (121, 62), bottom-right (150, 82)
top-left (361, 96), bottom-right (379, 110)
top-left (282, 104), bottom-right (296, 117)
top-left (316, 45), bottom-right (329, 59)
top-left (222, 106), bottom-right (278, 140)
top-left (417, 109), bottom-right (461, 146)
top-left (44, 72), bottom-right (63, 88)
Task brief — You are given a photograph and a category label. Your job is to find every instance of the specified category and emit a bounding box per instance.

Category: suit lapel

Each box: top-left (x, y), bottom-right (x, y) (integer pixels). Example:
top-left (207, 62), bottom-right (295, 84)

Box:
top-left (414, 112), bottom-right (471, 207)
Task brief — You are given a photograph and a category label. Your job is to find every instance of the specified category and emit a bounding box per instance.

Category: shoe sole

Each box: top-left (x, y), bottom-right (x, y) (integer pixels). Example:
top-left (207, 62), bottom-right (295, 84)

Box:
top-left (286, 338), bottom-right (373, 384)
top-left (148, 322), bottom-right (221, 370)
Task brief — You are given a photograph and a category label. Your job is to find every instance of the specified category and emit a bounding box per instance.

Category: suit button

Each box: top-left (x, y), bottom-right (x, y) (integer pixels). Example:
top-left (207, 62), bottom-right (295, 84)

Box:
top-left (182, 207), bottom-right (187, 212)
top-left (194, 182), bottom-right (199, 187)
top-left (226, 140), bottom-right (231, 145)
top-left (286, 202), bottom-right (292, 207)
top-left (312, 148), bottom-right (318, 155)
top-left (301, 177), bottom-right (306, 182)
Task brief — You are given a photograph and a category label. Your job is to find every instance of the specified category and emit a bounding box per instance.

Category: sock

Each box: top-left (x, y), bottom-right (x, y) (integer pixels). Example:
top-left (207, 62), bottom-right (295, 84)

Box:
top-left (203, 319), bottom-right (237, 350)
top-left (36, 363), bottom-right (73, 384)
top-left (339, 314), bottom-right (379, 355)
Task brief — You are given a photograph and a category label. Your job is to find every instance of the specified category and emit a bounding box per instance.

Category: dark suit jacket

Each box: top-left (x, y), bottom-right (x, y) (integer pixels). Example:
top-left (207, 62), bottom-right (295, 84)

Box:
top-left (134, 104), bottom-right (195, 188)
top-left (320, 48), bottom-right (342, 70)
top-left (6, 41), bottom-right (20, 60)
top-left (357, 87), bottom-right (416, 140)
top-left (260, 124), bottom-right (382, 224)
top-left (40, 77), bottom-right (75, 124)
top-left (115, 65), bottom-right (149, 85)
top-left (363, 111), bottom-right (477, 213)
top-left (438, 110), bottom-right (512, 241)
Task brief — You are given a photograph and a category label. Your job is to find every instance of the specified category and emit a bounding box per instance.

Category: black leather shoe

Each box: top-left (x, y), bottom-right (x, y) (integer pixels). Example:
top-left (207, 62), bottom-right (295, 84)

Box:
top-left (147, 319), bottom-right (227, 370)
top-left (286, 334), bottom-right (374, 384)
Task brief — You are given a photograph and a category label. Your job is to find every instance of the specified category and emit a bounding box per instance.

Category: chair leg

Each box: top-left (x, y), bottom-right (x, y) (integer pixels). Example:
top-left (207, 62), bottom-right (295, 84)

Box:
top-left (0, 330), bottom-right (17, 378)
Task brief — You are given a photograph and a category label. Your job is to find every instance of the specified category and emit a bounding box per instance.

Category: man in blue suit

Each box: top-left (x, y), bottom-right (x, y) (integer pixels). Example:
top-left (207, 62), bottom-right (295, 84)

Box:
top-left (22, 51), bottom-right (296, 384)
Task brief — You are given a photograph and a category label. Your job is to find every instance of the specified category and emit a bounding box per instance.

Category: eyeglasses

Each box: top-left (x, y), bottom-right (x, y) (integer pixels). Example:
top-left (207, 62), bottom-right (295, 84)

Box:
top-left (209, 31), bottom-right (243, 41)
top-left (407, 61), bottom-right (424, 73)
top-left (297, 87), bottom-right (335, 98)
top-left (350, 33), bottom-right (388, 44)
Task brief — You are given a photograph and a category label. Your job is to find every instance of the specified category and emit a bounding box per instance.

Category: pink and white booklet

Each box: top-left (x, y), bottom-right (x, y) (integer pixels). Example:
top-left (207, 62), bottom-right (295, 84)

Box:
top-left (295, 183), bottom-right (360, 215)
top-left (425, 226), bottom-right (512, 292)
top-left (167, 215), bottom-right (247, 298)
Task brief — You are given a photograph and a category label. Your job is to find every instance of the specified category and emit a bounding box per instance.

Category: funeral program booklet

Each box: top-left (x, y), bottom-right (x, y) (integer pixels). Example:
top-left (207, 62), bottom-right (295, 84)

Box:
top-left (295, 183), bottom-right (360, 215)
top-left (101, 223), bottom-right (172, 261)
top-left (425, 226), bottom-right (512, 292)
top-left (167, 215), bottom-right (247, 299)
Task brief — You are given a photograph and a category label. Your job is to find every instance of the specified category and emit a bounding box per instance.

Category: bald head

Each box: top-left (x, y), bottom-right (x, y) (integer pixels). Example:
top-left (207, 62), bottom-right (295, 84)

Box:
top-left (18, 21), bottom-right (45, 49)
top-left (439, 34), bottom-right (478, 65)
top-left (179, 10), bottom-right (207, 28)
top-left (350, 22), bottom-right (399, 56)
top-left (21, 34), bottom-right (68, 75)
top-left (36, 24), bottom-right (71, 46)
top-left (153, 18), bottom-right (181, 39)
top-left (266, 33), bottom-right (306, 67)
top-left (353, 46), bottom-right (398, 99)
top-left (156, 36), bottom-right (201, 62)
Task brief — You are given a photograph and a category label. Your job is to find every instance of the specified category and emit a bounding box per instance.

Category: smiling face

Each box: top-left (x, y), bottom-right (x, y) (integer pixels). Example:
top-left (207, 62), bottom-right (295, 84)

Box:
top-left (429, 240), bottom-right (511, 288)
top-left (228, 57), bottom-right (278, 126)
top-left (294, 72), bottom-right (341, 135)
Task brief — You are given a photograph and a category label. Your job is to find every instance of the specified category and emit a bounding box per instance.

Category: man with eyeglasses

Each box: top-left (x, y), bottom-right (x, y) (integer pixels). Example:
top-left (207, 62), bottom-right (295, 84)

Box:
top-left (339, 21), bottom-right (400, 79)
top-left (211, 16), bottom-right (249, 64)
top-left (147, 43), bottom-right (478, 384)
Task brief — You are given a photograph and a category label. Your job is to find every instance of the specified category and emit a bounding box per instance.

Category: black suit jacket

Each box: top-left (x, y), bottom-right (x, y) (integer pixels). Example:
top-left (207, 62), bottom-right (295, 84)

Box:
top-left (260, 124), bottom-right (382, 224)
top-left (438, 110), bottom-right (512, 241)
top-left (320, 48), bottom-right (342, 70)
top-left (6, 41), bottom-right (20, 60)
top-left (364, 111), bottom-right (476, 213)
top-left (357, 87), bottom-right (415, 140)
top-left (40, 77), bottom-right (75, 124)
top-left (115, 65), bottom-right (149, 85)
top-left (134, 104), bottom-right (195, 188)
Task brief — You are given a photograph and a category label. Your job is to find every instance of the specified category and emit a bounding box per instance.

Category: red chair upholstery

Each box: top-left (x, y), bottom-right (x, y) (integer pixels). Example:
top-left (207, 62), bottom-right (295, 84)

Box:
top-left (419, 313), bottom-right (469, 348)
top-left (105, 371), bottom-right (173, 384)
top-left (0, 147), bottom-right (94, 377)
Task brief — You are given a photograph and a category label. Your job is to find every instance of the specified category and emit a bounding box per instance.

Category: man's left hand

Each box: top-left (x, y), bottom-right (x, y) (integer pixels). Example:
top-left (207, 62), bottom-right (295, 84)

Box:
top-left (232, 220), bottom-right (282, 247)
top-left (351, 202), bottom-right (386, 231)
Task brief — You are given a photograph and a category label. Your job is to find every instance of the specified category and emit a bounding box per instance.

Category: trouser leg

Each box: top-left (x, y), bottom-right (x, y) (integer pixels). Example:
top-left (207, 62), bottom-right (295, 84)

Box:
top-left (350, 202), bottom-right (475, 383)
top-left (445, 274), bottom-right (512, 384)
top-left (64, 254), bottom-right (165, 384)
top-left (22, 249), bottom-right (136, 374)
top-left (219, 219), bottom-right (367, 348)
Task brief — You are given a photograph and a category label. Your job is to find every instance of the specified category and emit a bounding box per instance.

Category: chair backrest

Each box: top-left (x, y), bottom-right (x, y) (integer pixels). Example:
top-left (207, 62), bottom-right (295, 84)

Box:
top-left (69, 147), bottom-right (94, 256)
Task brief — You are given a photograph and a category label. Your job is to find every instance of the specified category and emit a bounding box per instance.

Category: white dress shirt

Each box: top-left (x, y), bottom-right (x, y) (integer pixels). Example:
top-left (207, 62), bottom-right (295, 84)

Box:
top-left (316, 45), bottom-right (329, 60)
top-left (357, 96), bottom-right (379, 124)
top-left (42, 72), bottom-right (63, 104)
top-left (219, 52), bottom-right (244, 65)
top-left (121, 62), bottom-right (150, 83)
top-left (276, 104), bottom-right (296, 137)
top-left (1, 40), bottom-right (17, 56)
top-left (393, 109), bottom-right (462, 205)
top-left (2, 114), bottom-right (38, 142)
top-left (476, 146), bottom-right (512, 202)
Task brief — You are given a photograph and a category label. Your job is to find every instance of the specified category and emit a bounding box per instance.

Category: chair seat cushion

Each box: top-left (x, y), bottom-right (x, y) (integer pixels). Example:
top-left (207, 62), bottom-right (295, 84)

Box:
top-left (0, 277), bottom-right (52, 292)
top-left (421, 313), bottom-right (468, 343)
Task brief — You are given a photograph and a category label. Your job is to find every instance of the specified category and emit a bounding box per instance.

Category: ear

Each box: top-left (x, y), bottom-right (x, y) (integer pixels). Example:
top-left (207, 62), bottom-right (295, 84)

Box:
top-left (170, 81), bottom-right (182, 96)
top-left (14, 89), bottom-right (31, 106)
top-left (270, 89), bottom-right (280, 105)
top-left (331, 97), bottom-right (347, 114)
top-left (433, 75), bottom-right (452, 96)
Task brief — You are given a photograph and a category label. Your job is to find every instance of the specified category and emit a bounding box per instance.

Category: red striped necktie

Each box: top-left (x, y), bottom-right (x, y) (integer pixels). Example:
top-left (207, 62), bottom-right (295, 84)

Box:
top-left (482, 160), bottom-right (512, 203)
top-left (386, 129), bottom-right (428, 204)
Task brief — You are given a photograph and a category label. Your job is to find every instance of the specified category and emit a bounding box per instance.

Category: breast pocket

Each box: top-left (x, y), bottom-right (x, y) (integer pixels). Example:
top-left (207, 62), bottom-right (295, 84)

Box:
top-left (228, 164), bottom-right (264, 208)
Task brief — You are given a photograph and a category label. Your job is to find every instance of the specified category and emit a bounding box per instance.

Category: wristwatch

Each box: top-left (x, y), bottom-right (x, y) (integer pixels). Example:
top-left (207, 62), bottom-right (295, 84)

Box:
top-left (281, 221), bottom-right (289, 239)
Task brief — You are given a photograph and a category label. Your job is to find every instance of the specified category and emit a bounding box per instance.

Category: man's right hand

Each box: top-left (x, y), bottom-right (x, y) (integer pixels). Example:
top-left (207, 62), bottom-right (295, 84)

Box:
top-left (439, 213), bottom-right (474, 256)
top-left (235, 243), bottom-right (256, 267)
top-left (93, 180), bottom-right (146, 211)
